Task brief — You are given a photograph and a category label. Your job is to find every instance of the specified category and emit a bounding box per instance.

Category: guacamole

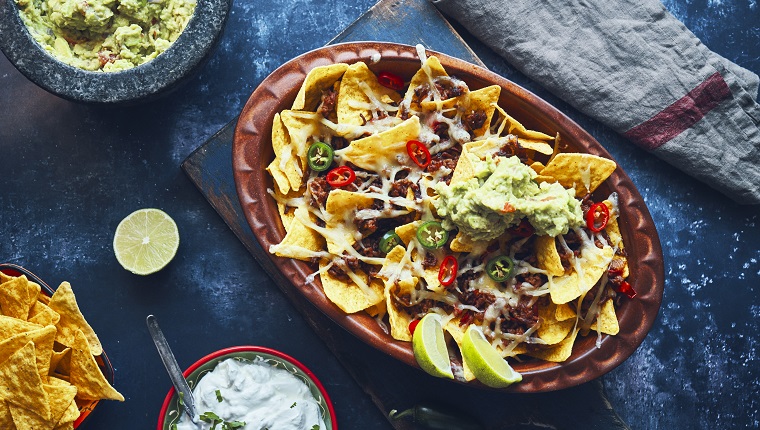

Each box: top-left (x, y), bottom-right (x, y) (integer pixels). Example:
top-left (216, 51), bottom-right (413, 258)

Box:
top-left (15, 0), bottom-right (197, 72)
top-left (434, 154), bottom-right (583, 241)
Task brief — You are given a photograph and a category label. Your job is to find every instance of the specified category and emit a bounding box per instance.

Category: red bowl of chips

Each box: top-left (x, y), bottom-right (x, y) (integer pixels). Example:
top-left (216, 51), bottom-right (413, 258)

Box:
top-left (232, 42), bottom-right (665, 392)
top-left (0, 263), bottom-right (119, 428)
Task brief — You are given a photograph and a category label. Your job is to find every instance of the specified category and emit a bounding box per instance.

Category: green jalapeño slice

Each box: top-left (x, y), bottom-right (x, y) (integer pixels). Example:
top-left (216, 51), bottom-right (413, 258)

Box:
top-left (486, 255), bottom-right (515, 282)
top-left (416, 221), bottom-right (449, 250)
top-left (307, 141), bottom-right (334, 172)
top-left (379, 231), bottom-right (403, 253)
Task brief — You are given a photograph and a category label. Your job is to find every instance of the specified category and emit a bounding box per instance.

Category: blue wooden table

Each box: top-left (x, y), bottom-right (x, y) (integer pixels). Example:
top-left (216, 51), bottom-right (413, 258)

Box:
top-left (1, 0), bottom-right (758, 428)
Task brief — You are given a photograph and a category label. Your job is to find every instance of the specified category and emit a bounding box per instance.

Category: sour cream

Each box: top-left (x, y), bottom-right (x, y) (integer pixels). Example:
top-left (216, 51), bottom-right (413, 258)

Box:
top-left (176, 358), bottom-right (327, 430)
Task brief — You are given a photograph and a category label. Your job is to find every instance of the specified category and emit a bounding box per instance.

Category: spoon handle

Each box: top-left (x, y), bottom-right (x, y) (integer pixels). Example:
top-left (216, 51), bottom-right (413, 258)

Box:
top-left (146, 314), bottom-right (199, 424)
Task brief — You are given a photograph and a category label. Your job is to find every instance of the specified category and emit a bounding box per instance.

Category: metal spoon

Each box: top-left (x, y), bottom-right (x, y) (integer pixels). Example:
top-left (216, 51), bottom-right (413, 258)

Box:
top-left (146, 314), bottom-right (199, 425)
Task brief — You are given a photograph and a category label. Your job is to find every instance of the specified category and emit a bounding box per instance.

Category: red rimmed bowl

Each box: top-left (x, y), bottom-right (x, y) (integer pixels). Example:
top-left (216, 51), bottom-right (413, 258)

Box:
top-left (0, 263), bottom-right (117, 428)
top-left (232, 42), bottom-right (664, 392)
top-left (157, 346), bottom-right (337, 430)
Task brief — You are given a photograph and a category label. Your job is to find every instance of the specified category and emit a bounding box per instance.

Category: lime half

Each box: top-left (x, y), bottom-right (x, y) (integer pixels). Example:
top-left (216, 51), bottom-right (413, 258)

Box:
top-left (461, 325), bottom-right (522, 388)
top-left (412, 313), bottom-right (454, 379)
top-left (113, 208), bottom-right (179, 275)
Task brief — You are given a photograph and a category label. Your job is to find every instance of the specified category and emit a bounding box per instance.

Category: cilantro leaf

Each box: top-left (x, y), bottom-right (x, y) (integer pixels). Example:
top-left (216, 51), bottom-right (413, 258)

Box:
top-left (216, 389), bottom-right (224, 403)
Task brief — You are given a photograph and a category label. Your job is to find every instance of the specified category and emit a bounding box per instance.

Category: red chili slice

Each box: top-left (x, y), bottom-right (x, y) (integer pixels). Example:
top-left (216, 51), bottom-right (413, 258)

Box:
top-left (326, 166), bottom-right (356, 187)
top-left (438, 255), bottom-right (458, 287)
top-left (406, 140), bottom-right (431, 169)
top-left (616, 280), bottom-right (637, 299)
top-left (408, 319), bottom-right (420, 335)
top-left (377, 71), bottom-right (405, 90)
top-left (586, 202), bottom-right (610, 233)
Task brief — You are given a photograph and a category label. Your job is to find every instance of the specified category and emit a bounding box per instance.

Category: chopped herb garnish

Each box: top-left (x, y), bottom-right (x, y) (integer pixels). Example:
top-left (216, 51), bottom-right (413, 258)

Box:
top-left (290, 401), bottom-right (297, 408)
top-left (223, 422), bottom-right (246, 429)
top-left (311, 425), bottom-right (320, 430)
top-left (216, 389), bottom-right (224, 402)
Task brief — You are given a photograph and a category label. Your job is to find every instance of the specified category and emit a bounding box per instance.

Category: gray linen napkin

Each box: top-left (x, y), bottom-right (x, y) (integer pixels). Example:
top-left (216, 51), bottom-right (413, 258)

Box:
top-left (431, 0), bottom-right (760, 204)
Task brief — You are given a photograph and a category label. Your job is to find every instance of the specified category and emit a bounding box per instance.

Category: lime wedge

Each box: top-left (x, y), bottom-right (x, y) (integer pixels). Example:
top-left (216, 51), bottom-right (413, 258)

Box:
top-left (461, 325), bottom-right (522, 388)
top-left (412, 313), bottom-right (454, 379)
top-left (113, 208), bottom-right (180, 275)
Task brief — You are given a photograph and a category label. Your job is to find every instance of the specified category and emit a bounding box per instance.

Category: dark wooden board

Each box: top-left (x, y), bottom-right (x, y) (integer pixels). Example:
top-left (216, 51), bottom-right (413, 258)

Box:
top-left (181, 0), bottom-right (630, 428)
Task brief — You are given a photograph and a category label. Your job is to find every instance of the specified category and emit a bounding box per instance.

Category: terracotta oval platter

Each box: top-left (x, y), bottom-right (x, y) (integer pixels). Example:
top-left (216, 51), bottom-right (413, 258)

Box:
top-left (232, 42), bottom-right (664, 393)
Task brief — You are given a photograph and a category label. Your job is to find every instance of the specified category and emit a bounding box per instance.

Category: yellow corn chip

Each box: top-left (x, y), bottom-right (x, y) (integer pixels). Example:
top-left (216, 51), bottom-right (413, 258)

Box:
top-left (319, 262), bottom-right (382, 314)
top-left (324, 189), bottom-right (376, 254)
top-left (0, 315), bottom-right (43, 339)
top-left (336, 116), bottom-right (421, 171)
top-left (49, 282), bottom-right (102, 356)
top-left (541, 153), bottom-right (616, 197)
top-left (384, 278), bottom-right (417, 341)
top-left (0, 341), bottom-right (51, 420)
top-left (537, 302), bottom-right (574, 345)
top-left (292, 63), bottom-right (349, 111)
top-left (555, 303), bottom-right (577, 322)
top-left (535, 235), bottom-right (564, 277)
top-left (527, 329), bottom-right (579, 362)
top-left (0, 275), bottom-right (39, 320)
top-left (0, 402), bottom-right (12, 428)
top-left (270, 206), bottom-right (326, 261)
top-left (0, 325), bottom-right (56, 379)
top-left (69, 330), bottom-right (124, 401)
top-left (549, 245), bottom-right (614, 304)
top-left (591, 299), bottom-right (619, 335)
top-left (337, 61), bottom-right (402, 126)
top-left (50, 348), bottom-right (71, 376)
top-left (28, 301), bottom-right (61, 327)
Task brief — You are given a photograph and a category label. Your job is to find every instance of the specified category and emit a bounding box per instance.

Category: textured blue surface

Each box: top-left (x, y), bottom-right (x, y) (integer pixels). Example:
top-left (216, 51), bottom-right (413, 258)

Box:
top-left (1, 0), bottom-right (759, 429)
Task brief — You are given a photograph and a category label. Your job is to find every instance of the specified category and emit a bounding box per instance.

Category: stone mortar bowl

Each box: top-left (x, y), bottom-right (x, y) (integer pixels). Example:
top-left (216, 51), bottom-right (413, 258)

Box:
top-left (0, 0), bottom-right (230, 105)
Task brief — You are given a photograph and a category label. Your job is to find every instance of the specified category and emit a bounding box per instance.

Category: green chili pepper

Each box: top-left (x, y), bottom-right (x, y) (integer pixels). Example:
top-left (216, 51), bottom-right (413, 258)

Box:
top-left (486, 255), bottom-right (515, 282)
top-left (307, 141), bottom-right (334, 172)
top-left (389, 404), bottom-right (484, 430)
top-left (416, 221), bottom-right (448, 250)
top-left (379, 231), bottom-right (403, 253)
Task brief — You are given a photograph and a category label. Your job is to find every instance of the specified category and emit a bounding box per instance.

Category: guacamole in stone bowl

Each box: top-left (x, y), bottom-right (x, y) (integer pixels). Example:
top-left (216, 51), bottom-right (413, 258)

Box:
top-left (16, 0), bottom-right (196, 72)
top-left (0, 0), bottom-right (229, 103)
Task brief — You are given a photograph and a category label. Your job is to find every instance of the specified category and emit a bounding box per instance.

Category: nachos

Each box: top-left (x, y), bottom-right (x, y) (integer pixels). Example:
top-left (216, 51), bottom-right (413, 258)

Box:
top-left (265, 45), bottom-right (635, 382)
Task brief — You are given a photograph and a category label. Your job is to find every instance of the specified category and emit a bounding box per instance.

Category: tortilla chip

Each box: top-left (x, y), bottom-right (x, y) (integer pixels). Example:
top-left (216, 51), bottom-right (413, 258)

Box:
top-left (0, 275), bottom-right (39, 320)
top-left (419, 86), bottom-right (500, 138)
top-left (591, 299), bottom-right (619, 335)
top-left (394, 221), bottom-right (422, 246)
top-left (8, 403), bottom-right (50, 430)
top-left (519, 138), bottom-right (554, 155)
top-left (384, 278), bottom-right (417, 341)
top-left (0, 272), bottom-right (13, 285)
top-left (50, 348), bottom-right (71, 376)
top-left (0, 402), bottom-right (13, 429)
top-left (292, 63), bottom-right (349, 111)
top-left (271, 112), bottom-right (307, 192)
top-left (28, 302), bottom-right (61, 327)
top-left (337, 62), bottom-right (402, 126)
top-left (527, 329), bottom-right (579, 362)
top-left (529, 161), bottom-right (545, 174)
top-left (535, 235), bottom-right (564, 277)
top-left (69, 330), bottom-right (123, 401)
top-left (0, 325), bottom-right (56, 379)
top-left (0, 341), bottom-right (51, 420)
top-left (555, 303), bottom-right (576, 322)
top-left (443, 320), bottom-right (476, 382)
top-left (324, 189), bottom-right (376, 253)
top-left (43, 380), bottom-right (78, 426)
top-left (402, 55), bottom-right (449, 109)
top-left (270, 206), bottom-right (326, 261)
top-left (267, 158), bottom-right (292, 196)
top-left (365, 300), bottom-right (386, 318)
top-left (0, 315), bottom-right (43, 339)
top-left (49, 282), bottom-right (102, 356)
top-left (541, 153), bottom-right (616, 197)
top-left (336, 116), bottom-right (421, 171)
top-left (549, 245), bottom-right (615, 304)
top-left (319, 262), bottom-right (382, 314)
top-left (537, 302), bottom-right (574, 345)
top-left (495, 106), bottom-right (554, 140)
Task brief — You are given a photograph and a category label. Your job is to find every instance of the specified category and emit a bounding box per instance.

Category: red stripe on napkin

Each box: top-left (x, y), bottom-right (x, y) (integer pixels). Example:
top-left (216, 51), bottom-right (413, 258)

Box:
top-left (624, 72), bottom-right (732, 150)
